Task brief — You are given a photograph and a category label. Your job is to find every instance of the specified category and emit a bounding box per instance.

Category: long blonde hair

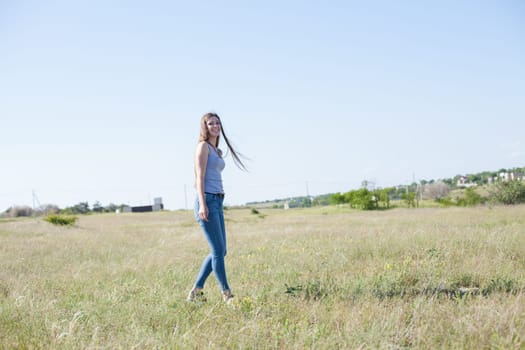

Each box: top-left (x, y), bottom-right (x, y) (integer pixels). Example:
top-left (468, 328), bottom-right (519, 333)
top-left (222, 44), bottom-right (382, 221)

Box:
top-left (199, 112), bottom-right (247, 171)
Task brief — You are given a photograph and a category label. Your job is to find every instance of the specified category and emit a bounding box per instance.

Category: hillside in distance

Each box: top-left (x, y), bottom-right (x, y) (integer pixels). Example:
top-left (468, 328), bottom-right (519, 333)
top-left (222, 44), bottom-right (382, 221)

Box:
top-left (244, 165), bottom-right (525, 208)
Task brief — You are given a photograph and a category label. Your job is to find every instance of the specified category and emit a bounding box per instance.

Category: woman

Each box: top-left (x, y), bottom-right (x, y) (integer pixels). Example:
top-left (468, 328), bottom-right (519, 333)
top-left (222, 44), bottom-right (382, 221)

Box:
top-left (187, 112), bottom-right (247, 303)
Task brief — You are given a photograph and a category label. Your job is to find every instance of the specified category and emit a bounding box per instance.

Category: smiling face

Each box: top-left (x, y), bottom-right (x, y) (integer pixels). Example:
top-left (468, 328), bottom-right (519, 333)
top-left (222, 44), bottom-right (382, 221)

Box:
top-left (206, 116), bottom-right (221, 139)
top-left (198, 112), bottom-right (247, 170)
top-left (199, 113), bottom-right (222, 146)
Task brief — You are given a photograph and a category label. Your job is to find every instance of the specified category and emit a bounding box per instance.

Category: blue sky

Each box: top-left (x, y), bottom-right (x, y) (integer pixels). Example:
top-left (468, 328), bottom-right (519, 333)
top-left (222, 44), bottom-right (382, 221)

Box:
top-left (1, 1), bottom-right (524, 211)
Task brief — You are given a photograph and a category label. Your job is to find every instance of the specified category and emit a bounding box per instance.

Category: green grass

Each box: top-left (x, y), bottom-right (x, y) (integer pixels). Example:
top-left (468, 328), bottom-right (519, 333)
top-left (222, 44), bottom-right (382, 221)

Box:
top-left (1, 206), bottom-right (524, 349)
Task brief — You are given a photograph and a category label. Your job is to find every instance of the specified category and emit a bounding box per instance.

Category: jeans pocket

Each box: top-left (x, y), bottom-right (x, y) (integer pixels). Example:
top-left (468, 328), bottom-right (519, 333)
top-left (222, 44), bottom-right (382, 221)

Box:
top-left (195, 194), bottom-right (219, 221)
top-left (205, 194), bottom-right (218, 213)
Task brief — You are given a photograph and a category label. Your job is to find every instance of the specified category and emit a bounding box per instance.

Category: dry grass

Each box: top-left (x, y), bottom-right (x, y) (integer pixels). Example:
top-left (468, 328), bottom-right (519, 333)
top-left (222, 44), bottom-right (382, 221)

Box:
top-left (1, 205), bottom-right (524, 349)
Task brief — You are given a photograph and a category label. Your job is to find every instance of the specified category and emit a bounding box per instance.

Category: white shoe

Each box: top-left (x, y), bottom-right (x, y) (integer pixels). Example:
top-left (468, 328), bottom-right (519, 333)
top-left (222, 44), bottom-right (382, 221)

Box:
top-left (222, 290), bottom-right (234, 304)
top-left (187, 289), bottom-right (206, 302)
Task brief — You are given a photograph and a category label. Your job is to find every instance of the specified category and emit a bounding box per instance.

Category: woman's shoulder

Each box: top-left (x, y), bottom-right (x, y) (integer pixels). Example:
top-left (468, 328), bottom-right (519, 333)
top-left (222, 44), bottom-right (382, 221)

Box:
top-left (196, 141), bottom-right (210, 153)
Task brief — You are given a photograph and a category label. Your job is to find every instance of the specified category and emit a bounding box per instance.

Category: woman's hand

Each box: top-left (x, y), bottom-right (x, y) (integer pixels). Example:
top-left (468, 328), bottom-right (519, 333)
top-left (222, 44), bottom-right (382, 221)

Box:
top-left (198, 204), bottom-right (209, 222)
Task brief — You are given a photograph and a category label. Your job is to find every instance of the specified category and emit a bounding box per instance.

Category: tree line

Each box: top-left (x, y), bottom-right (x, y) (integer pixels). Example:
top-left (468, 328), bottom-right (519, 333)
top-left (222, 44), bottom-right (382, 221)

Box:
top-left (251, 166), bottom-right (525, 210)
top-left (328, 178), bottom-right (525, 211)
top-left (3, 167), bottom-right (524, 217)
top-left (1, 201), bottom-right (128, 218)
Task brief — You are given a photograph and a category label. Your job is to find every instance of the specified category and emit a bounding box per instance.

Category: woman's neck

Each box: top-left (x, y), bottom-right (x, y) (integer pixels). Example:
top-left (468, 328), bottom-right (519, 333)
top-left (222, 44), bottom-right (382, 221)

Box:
top-left (207, 137), bottom-right (218, 147)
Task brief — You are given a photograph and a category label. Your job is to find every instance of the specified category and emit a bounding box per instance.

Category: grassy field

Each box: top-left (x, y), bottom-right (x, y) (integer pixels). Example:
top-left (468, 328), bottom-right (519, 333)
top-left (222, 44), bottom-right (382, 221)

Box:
top-left (1, 205), bottom-right (524, 349)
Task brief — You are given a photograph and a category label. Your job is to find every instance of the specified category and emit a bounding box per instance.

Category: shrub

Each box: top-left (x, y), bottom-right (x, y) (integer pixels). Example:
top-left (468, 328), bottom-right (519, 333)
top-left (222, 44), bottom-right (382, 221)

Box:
top-left (350, 188), bottom-right (376, 210)
top-left (423, 181), bottom-right (451, 201)
top-left (401, 192), bottom-right (417, 208)
top-left (329, 188), bottom-right (394, 210)
top-left (456, 187), bottom-right (485, 206)
top-left (35, 204), bottom-right (60, 216)
top-left (377, 187), bottom-right (394, 208)
top-left (8, 206), bottom-right (33, 217)
top-left (61, 202), bottom-right (90, 214)
top-left (490, 180), bottom-right (525, 205)
top-left (437, 197), bottom-right (455, 207)
top-left (328, 193), bottom-right (345, 205)
top-left (44, 214), bottom-right (77, 226)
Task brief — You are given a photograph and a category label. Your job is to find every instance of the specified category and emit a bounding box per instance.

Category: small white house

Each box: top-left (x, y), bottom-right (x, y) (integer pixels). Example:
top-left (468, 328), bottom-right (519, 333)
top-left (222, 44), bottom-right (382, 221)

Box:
top-left (457, 176), bottom-right (476, 188)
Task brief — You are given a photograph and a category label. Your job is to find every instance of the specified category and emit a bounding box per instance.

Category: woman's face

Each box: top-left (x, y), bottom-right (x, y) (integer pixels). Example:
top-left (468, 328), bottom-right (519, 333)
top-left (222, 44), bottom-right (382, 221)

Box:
top-left (206, 116), bottom-right (221, 138)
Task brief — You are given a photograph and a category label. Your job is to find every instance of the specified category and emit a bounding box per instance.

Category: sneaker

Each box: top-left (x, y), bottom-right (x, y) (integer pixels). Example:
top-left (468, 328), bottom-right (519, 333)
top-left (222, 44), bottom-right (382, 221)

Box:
top-left (222, 290), bottom-right (234, 304)
top-left (187, 289), bottom-right (206, 302)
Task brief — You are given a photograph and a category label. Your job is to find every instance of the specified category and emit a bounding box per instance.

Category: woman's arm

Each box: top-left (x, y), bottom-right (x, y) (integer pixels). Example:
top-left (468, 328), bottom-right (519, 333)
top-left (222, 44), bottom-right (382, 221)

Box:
top-left (195, 141), bottom-right (209, 221)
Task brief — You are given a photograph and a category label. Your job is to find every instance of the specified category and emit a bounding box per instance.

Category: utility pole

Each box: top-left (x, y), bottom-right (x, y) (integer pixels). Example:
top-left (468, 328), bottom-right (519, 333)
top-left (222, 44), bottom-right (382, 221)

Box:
top-left (305, 181), bottom-right (310, 198)
top-left (184, 184), bottom-right (188, 210)
top-left (32, 189), bottom-right (41, 212)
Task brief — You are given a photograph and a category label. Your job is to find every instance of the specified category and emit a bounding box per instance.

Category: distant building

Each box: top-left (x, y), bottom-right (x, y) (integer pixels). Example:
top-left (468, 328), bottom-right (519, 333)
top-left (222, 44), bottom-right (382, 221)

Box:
top-left (487, 172), bottom-right (524, 184)
top-left (500, 172), bottom-right (512, 181)
top-left (457, 176), bottom-right (476, 188)
top-left (153, 197), bottom-right (163, 211)
top-left (121, 197), bottom-right (164, 213)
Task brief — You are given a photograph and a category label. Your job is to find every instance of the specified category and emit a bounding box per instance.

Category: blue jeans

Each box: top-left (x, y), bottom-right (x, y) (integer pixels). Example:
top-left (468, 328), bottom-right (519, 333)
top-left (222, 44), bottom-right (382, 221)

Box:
top-left (193, 193), bottom-right (230, 292)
